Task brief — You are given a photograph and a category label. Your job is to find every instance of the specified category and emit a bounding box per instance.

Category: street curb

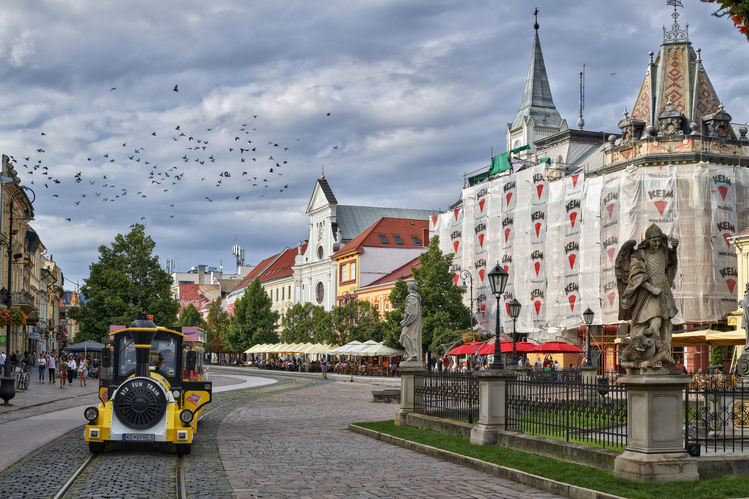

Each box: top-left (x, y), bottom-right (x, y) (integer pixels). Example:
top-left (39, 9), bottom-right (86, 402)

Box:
top-left (348, 424), bottom-right (625, 499)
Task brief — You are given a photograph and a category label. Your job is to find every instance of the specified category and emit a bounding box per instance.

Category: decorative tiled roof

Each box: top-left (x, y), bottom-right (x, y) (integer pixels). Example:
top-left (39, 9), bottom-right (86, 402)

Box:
top-left (257, 244), bottom-right (307, 283)
top-left (332, 218), bottom-right (428, 258)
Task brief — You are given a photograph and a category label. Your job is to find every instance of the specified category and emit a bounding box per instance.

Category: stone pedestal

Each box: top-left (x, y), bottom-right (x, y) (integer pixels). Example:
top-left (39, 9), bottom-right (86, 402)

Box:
top-left (469, 370), bottom-right (516, 445)
top-left (579, 365), bottom-right (598, 383)
top-left (394, 361), bottom-right (425, 426)
top-left (613, 375), bottom-right (699, 482)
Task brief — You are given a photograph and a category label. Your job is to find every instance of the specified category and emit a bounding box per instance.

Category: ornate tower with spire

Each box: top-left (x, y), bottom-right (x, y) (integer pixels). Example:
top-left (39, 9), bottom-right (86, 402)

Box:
top-left (506, 8), bottom-right (567, 155)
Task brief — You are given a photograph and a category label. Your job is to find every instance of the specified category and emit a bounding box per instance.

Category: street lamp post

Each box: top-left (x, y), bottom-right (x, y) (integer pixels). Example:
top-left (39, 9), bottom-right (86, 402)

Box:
top-left (508, 299), bottom-right (522, 367)
top-left (460, 270), bottom-right (474, 330)
top-left (342, 291), bottom-right (355, 381)
top-left (487, 264), bottom-right (509, 371)
top-left (583, 307), bottom-right (595, 367)
top-left (0, 186), bottom-right (35, 406)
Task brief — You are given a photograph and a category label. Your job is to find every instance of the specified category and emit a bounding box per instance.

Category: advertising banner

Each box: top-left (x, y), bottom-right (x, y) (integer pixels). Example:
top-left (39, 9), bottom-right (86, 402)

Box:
top-left (178, 284), bottom-right (221, 314)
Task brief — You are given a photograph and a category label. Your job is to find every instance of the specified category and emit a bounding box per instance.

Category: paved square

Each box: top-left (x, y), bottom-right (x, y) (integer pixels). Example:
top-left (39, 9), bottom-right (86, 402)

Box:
top-left (218, 380), bottom-right (563, 498)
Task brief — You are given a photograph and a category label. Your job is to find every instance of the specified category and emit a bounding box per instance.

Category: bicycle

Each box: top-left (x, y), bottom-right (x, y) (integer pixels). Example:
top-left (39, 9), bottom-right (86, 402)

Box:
top-left (14, 365), bottom-right (30, 391)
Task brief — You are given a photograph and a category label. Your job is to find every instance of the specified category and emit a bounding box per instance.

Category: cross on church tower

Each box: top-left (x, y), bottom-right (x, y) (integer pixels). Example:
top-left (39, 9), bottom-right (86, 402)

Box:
top-left (533, 7), bottom-right (539, 31)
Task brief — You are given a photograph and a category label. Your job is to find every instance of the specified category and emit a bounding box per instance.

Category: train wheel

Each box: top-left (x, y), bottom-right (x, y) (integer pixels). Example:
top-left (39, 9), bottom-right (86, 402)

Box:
top-left (89, 441), bottom-right (106, 453)
top-left (176, 443), bottom-right (192, 455)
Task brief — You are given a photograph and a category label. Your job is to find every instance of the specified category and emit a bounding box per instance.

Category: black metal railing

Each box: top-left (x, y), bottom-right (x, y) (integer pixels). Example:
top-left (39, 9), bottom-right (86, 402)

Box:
top-left (506, 371), bottom-right (627, 449)
top-left (414, 371), bottom-right (478, 423)
top-left (684, 373), bottom-right (749, 455)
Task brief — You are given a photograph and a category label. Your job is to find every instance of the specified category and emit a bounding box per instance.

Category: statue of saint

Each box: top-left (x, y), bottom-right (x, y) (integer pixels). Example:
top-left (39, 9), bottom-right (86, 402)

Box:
top-left (400, 282), bottom-right (423, 362)
top-left (739, 283), bottom-right (749, 352)
top-left (615, 224), bottom-right (679, 370)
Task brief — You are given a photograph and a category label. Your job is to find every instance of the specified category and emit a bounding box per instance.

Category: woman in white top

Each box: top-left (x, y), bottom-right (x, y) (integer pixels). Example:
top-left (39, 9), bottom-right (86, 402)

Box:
top-left (78, 355), bottom-right (88, 386)
top-left (38, 353), bottom-right (47, 383)
top-left (47, 353), bottom-right (56, 383)
top-left (67, 355), bottom-right (77, 385)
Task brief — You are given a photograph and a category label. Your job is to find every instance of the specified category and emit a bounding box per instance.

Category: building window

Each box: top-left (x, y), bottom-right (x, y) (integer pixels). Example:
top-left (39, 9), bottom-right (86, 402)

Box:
top-left (393, 235), bottom-right (403, 245)
top-left (316, 282), bottom-right (324, 304)
top-left (378, 235), bottom-right (389, 244)
top-left (288, 285), bottom-right (291, 300)
top-left (317, 246), bottom-right (324, 260)
top-left (412, 237), bottom-right (422, 246)
top-left (341, 264), bottom-right (347, 282)
top-left (350, 262), bottom-right (355, 281)
top-left (281, 287), bottom-right (284, 300)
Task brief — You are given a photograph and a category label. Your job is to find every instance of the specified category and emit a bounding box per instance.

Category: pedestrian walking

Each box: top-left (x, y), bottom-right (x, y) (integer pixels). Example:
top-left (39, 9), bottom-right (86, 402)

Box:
top-left (320, 356), bottom-right (328, 379)
top-left (38, 353), bottom-right (46, 382)
top-left (0, 350), bottom-right (5, 375)
top-left (67, 355), bottom-right (76, 386)
top-left (47, 352), bottom-right (56, 383)
top-left (59, 355), bottom-right (67, 388)
top-left (78, 355), bottom-right (88, 386)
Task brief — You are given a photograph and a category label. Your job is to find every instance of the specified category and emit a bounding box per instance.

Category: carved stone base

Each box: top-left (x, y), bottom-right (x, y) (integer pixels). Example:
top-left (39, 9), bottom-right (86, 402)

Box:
top-left (613, 375), bottom-right (697, 482)
top-left (395, 363), bottom-right (425, 427)
top-left (470, 423), bottom-right (498, 446)
top-left (626, 365), bottom-right (682, 376)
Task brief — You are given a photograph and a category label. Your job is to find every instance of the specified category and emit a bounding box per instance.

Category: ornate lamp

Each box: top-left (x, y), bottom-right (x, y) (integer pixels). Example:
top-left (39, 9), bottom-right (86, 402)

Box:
top-left (508, 299), bottom-right (522, 366)
top-left (487, 264), bottom-right (508, 370)
top-left (583, 307), bottom-right (595, 367)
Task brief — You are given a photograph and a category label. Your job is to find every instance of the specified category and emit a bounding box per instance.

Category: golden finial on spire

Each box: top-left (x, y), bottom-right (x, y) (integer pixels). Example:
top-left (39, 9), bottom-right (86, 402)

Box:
top-left (321, 165), bottom-right (325, 179)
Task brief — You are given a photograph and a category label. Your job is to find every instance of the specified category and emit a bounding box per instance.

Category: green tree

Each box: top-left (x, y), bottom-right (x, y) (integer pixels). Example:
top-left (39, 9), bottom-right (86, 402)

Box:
top-left (223, 278), bottom-right (278, 352)
top-left (382, 236), bottom-right (469, 354)
top-left (710, 345), bottom-right (724, 367)
top-left (204, 298), bottom-right (230, 354)
top-left (177, 304), bottom-right (202, 327)
top-left (280, 303), bottom-right (326, 343)
top-left (67, 224), bottom-right (179, 342)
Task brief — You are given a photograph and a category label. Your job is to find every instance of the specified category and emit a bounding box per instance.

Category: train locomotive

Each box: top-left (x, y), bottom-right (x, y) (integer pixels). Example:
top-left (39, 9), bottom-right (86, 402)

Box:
top-left (83, 317), bottom-right (212, 454)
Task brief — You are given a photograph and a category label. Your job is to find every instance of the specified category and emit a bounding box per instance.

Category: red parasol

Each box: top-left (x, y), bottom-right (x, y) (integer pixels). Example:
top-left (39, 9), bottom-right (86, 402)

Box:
top-left (477, 341), bottom-right (539, 355)
top-left (447, 341), bottom-right (484, 355)
top-left (535, 341), bottom-right (583, 353)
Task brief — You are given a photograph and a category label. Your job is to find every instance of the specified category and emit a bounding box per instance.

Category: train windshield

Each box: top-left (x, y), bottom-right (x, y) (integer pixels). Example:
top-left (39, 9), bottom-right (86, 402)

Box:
top-left (117, 337), bottom-right (179, 378)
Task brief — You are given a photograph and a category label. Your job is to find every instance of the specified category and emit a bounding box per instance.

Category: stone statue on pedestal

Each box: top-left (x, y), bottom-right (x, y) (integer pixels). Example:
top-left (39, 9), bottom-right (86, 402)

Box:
top-left (400, 282), bottom-right (422, 362)
top-left (615, 224), bottom-right (680, 374)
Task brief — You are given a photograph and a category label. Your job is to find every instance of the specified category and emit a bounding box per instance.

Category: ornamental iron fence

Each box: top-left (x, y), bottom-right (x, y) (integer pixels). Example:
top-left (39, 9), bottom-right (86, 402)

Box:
top-left (506, 371), bottom-right (628, 449)
top-left (414, 371), bottom-right (478, 423)
top-left (684, 373), bottom-right (749, 455)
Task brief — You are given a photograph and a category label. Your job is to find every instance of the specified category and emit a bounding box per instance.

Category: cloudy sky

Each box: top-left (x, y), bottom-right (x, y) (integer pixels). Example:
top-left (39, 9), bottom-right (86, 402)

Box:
top-left (0, 0), bottom-right (746, 288)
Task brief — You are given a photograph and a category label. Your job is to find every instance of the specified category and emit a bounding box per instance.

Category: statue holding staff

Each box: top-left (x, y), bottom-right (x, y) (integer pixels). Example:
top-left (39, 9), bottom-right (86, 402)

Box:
top-left (400, 282), bottom-right (423, 362)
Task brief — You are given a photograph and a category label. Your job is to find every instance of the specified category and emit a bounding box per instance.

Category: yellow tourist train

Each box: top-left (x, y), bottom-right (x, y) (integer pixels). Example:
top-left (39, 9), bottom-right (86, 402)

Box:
top-left (83, 317), bottom-right (212, 454)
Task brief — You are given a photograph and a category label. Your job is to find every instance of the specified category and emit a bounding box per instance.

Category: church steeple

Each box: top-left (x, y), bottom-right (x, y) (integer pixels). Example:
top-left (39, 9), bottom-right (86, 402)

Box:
top-left (506, 9), bottom-right (566, 153)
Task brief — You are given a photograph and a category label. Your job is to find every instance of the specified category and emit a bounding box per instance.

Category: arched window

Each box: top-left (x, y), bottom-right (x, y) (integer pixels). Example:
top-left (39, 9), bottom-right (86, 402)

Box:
top-left (316, 282), bottom-right (324, 304)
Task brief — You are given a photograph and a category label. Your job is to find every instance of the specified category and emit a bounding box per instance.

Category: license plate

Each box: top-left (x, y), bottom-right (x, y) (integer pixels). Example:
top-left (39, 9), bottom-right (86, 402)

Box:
top-left (123, 434), bottom-right (155, 442)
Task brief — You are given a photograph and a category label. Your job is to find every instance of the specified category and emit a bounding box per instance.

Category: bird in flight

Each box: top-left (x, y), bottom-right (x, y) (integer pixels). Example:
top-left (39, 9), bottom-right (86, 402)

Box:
top-left (205, 197), bottom-right (213, 202)
top-left (173, 85), bottom-right (179, 92)
top-left (110, 87), bottom-right (116, 91)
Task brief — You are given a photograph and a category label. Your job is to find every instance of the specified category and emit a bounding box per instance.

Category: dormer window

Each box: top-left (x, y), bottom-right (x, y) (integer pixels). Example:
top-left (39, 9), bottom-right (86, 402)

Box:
top-left (393, 235), bottom-right (403, 245)
top-left (412, 237), bottom-right (422, 246)
top-left (379, 235), bottom-right (389, 244)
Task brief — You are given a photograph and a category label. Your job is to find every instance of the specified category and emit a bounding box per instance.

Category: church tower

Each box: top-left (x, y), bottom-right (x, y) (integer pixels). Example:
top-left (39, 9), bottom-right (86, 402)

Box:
top-left (506, 9), bottom-right (567, 155)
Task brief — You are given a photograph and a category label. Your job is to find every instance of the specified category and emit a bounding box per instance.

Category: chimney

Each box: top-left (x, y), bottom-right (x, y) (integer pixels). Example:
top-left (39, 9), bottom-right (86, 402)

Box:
top-left (421, 227), bottom-right (429, 247)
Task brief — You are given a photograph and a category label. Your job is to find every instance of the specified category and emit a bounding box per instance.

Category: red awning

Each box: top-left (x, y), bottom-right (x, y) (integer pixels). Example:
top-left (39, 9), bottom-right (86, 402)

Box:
top-left (535, 341), bottom-right (583, 353)
top-left (447, 341), bottom-right (484, 355)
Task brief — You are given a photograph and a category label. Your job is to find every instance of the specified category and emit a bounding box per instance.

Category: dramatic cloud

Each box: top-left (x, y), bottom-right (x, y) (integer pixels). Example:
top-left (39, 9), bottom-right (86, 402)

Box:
top-left (0, 0), bottom-right (745, 286)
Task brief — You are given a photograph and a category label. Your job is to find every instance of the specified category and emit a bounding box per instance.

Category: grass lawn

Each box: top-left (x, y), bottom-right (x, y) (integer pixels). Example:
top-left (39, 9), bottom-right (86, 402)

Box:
top-left (354, 420), bottom-right (749, 499)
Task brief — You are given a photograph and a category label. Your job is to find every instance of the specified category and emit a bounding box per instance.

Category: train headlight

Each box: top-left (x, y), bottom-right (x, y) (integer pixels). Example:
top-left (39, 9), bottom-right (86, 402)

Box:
top-left (84, 407), bottom-right (99, 422)
top-left (172, 390), bottom-right (181, 399)
top-left (180, 409), bottom-right (194, 424)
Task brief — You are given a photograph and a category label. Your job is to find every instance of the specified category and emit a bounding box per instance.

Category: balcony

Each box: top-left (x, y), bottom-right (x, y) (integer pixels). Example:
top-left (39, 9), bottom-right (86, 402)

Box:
top-left (11, 290), bottom-right (38, 313)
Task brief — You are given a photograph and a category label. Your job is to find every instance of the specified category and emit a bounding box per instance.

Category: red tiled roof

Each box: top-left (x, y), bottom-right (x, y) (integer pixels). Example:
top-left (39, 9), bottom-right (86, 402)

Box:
top-left (738, 226), bottom-right (749, 238)
top-left (258, 244), bottom-right (307, 283)
top-left (331, 217), bottom-right (427, 259)
top-left (229, 253), bottom-right (279, 293)
top-left (365, 257), bottom-right (421, 288)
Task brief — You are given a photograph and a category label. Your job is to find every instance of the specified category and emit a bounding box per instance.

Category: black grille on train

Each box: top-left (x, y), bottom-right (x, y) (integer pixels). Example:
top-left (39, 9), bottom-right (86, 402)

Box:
top-left (113, 378), bottom-right (167, 430)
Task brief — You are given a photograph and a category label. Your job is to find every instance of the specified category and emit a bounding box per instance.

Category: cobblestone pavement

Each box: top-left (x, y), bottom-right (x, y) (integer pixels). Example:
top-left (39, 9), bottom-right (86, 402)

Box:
top-left (0, 372), bottom-right (313, 498)
top-left (218, 381), bottom-right (563, 499)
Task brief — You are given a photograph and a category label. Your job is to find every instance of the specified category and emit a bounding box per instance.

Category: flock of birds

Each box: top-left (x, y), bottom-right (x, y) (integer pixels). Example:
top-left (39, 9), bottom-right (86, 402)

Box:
top-left (6, 85), bottom-right (339, 225)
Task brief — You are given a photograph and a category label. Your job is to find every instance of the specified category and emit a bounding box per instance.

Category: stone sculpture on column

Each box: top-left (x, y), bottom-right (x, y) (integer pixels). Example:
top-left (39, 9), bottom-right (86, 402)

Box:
top-left (615, 223), bottom-right (680, 374)
top-left (399, 282), bottom-right (422, 363)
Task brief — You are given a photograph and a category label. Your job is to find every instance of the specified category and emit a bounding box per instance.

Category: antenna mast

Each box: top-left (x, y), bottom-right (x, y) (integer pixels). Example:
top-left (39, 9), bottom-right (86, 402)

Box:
top-left (577, 64), bottom-right (585, 130)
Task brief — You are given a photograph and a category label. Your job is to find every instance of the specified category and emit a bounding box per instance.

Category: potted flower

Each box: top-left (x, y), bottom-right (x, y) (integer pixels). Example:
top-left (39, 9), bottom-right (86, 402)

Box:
top-left (0, 309), bottom-right (27, 327)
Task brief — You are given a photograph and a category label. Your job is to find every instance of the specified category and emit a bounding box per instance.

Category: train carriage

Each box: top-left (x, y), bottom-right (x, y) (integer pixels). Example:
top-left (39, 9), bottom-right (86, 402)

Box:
top-left (83, 317), bottom-right (212, 454)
